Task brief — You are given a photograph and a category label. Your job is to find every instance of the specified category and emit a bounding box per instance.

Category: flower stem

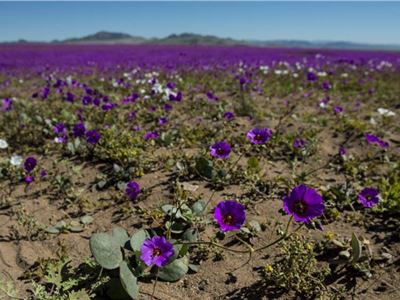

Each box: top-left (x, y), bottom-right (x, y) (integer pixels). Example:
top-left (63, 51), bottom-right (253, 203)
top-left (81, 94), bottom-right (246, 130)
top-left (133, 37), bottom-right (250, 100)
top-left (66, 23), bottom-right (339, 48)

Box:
top-left (254, 215), bottom-right (296, 252)
top-left (204, 150), bottom-right (246, 210)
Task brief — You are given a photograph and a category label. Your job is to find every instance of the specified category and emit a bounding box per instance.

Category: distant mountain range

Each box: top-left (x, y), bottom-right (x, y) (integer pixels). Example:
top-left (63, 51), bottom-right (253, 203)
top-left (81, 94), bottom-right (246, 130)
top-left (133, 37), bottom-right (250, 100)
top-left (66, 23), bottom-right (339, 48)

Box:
top-left (5, 31), bottom-right (400, 51)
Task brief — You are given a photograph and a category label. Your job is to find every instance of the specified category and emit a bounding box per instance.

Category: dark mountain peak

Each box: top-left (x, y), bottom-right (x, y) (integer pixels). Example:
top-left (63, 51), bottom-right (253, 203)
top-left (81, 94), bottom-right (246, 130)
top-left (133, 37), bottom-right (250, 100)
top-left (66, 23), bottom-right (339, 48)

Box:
top-left (62, 31), bottom-right (141, 43)
top-left (86, 31), bottom-right (132, 40)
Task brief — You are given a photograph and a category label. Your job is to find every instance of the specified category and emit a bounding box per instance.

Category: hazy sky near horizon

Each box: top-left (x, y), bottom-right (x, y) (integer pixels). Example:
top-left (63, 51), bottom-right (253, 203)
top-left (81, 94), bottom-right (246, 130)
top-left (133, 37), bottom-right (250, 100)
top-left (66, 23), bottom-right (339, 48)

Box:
top-left (1, 1), bottom-right (400, 44)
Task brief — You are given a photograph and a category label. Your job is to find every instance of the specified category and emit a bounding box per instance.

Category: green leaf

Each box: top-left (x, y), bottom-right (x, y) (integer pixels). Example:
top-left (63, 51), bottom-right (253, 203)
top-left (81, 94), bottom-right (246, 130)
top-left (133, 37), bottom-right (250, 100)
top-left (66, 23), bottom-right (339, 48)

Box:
top-left (117, 181), bottom-right (127, 191)
top-left (130, 229), bottom-right (150, 252)
top-left (89, 233), bottom-right (123, 270)
top-left (112, 227), bottom-right (130, 247)
top-left (176, 161), bottom-right (186, 171)
top-left (158, 256), bottom-right (189, 282)
top-left (67, 142), bottom-right (75, 155)
top-left (69, 225), bottom-right (84, 233)
top-left (54, 220), bottom-right (67, 229)
top-left (247, 156), bottom-right (259, 170)
top-left (339, 250), bottom-right (351, 259)
top-left (161, 204), bottom-right (175, 215)
top-left (166, 221), bottom-right (186, 234)
top-left (191, 201), bottom-right (205, 216)
top-left (169, 242), bottom-right (182, 261)
top-left (182, 228), bottom-right (198, 242)
top-left (351, 233), bottom-right (362, 262)
top-left (195, 156), bottom-right (215, 179)
top-left (45, 226), bottom-right (60, 234)
top-left (97, 180), bottom-right (107, 189)
top-left (119, 261), bottom-right (139, 299)
top-left (80, 215), bottom-right (94, 225)
top-left (188, 263), bottom-right (200, 273)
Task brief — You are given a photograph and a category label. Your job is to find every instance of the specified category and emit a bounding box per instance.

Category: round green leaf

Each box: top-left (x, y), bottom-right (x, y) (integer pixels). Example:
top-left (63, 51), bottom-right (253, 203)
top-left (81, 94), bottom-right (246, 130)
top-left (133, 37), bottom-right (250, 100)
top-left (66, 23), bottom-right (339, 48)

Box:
top-left (112, 227), bottom-right (130, 247)
top-left (45, 226), bottom-right (60, 234)
top-left (80, 215), bottom-right (94, 225)
top-left (192, 201), bottom-right (205, 216)
top-left (158, 256), bottom-right (189, 282)
top-left (69, 225), bottom-right (84, 233)
top-left (130, 229), bottom-right (150, 252)
top-left (119, 261), bottom-right (139, 299)
top-left (182, 228), bottom-right (198, 242)
top-left (89, 233), bottom-right (123, 270)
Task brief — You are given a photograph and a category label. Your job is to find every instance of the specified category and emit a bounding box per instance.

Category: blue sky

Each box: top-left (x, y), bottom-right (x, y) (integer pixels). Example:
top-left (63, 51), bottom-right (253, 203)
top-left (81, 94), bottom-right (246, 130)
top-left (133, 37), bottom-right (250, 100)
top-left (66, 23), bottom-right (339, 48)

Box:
top-left (1, 1), bottom-right (400, 44)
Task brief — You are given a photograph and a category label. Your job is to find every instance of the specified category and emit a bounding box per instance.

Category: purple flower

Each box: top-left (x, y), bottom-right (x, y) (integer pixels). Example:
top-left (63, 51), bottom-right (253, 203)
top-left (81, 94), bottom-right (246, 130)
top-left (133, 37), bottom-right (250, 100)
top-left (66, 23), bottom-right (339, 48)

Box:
top-left (206, 91), bottom-right (218, 101)
top-left (1, 98), bottom-right (13, 112)
top-left (283, 184), bottom-right (325, 223)
top-left (86, 130), bottom-right (101, 145)
top-left (73, 123), bottom-right (86, 138)
top-left (307, 72), bottom-right (318, 82)
top-left (143, 131), bottom-right (159, 140)
top-left (293, 138), bottom-right (306, 149)
top-left (65, 92), bottom-right (75, 103)
top-left (101, 102), bottom-right (117, 111)
top-left (166, 82), bottom-right (176, 89)
top-left (339, 147), bottom-right (347, 156)
top-left (223, 112), bottom-right (234, 121)
top-left (93, 97), bottom-right (101, 106)
top-left (365, 133), bottom-right (389, 149)
top-left (41, 87), bottom-right (50, 99)
top-left (334, 106), bottom-right (343, 114)
top-left (321, 81), bottom-right (331, 91)
top-left (358, 187), bottom-right (379, 208)
top-left (126, 181), bottom-right (140, 200)
top-left (140, 236), bottom-right (174, 267)
top-left (169, 91), bottom-right (183, 101)
top-left (127, 111), bottom-right (136, 121)
top-left (214, 200), bottom-right (246, 232)
top-left (40, 169), bottom-right (47, 178)
top-left (210, 141), bottom-right (231, 159)
top-left (24, 175), bottom-right (35, 184)
top-left (378, 140), bottom-right (389, 149)
top-left (158, 117), bottom-right (168, 126)
top-left (239, 76), bottom-right (248, 86)
top-left (24, 156), bottom-right (37, 173)
top-left (82, 95), bottom-right (92, 105)
top-left (163, 103), bottom-right (172, 111)
top-left (365, 133), bottom-right (379, 144)
top-left (53, 123), bottom-right (67, 136)
top-left (247, 128), bottom-right (273, 145)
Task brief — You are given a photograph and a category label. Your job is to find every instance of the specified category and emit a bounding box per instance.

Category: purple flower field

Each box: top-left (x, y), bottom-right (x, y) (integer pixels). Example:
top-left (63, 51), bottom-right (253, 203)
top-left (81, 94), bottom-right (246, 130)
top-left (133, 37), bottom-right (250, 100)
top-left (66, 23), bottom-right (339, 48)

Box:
top-left (0, 44), bottom-right (400, 299)
top-left (1, 44), bottom-right (400, 73)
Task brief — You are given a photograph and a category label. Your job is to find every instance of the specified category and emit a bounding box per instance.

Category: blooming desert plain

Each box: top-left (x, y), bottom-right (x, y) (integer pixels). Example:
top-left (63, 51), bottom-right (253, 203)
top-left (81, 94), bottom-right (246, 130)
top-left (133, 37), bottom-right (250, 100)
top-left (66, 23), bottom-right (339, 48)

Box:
top-left (0, 44), bottom-right (399, 299)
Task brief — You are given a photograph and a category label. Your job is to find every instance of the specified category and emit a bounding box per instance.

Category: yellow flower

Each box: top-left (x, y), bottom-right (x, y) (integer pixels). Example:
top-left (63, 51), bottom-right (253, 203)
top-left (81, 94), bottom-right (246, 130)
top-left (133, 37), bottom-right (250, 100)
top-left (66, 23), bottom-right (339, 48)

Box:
top-left (325, 231), bottom-right (334, 240)
top-left (265, 265), bottom-right (274, 273)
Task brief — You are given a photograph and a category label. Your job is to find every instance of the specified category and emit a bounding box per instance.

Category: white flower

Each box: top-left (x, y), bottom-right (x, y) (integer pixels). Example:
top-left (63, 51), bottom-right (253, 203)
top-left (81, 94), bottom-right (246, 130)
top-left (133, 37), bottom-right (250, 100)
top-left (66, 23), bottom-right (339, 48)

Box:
top-left (377, 108), bottom-right (396, 117)
top-left (0, 139), bottom-right (8, 149)
top-left (54, 137), bottom-right (64, 143)
top-left (10, 154), bottom-right (23, 166)
top-left (370, 117), bottom-right (377, 125)
top-left (66, 75), bottom-right (73, 85)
